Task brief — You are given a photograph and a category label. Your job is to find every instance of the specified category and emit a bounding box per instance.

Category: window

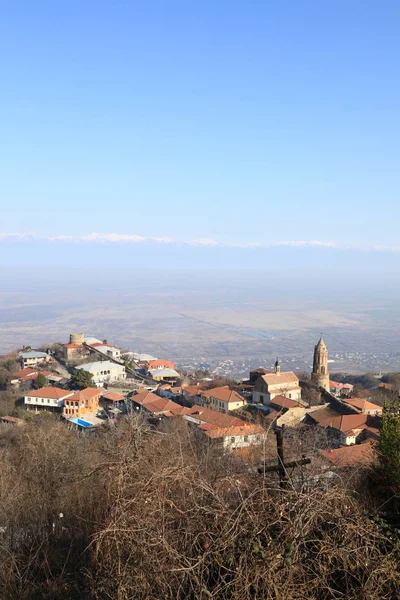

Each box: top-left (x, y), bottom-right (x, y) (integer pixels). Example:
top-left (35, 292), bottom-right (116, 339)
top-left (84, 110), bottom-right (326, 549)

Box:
top-left (244, 436), bottom-right (248, 442)
top-left (260, 395), bottom-right (264, 403)
top-left (47, 399), bottom-right (50, 403)
top-left (230, 437), bottom-right (235, 443)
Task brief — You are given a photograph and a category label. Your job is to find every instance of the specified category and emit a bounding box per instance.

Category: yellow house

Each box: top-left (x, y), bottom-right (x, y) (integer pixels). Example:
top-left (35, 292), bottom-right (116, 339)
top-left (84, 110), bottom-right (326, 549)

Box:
top-left (63, 387), bottom-right (101, 418)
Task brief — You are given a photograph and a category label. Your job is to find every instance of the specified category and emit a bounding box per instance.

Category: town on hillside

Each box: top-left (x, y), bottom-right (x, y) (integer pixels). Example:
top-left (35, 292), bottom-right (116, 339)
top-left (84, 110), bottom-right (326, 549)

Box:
top-left (1, 332), bottom-right (398, 472)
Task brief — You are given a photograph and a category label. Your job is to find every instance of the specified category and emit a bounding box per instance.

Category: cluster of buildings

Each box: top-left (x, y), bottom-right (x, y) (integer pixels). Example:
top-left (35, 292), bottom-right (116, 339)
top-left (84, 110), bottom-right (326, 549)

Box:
top-left (2, 334), bottom-right (388, 466)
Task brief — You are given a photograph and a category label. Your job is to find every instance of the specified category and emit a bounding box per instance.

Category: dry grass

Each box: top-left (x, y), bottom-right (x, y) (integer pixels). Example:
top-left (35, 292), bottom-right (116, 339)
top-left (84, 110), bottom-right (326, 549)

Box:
top-left (0, 414), bottom-right (399, 599)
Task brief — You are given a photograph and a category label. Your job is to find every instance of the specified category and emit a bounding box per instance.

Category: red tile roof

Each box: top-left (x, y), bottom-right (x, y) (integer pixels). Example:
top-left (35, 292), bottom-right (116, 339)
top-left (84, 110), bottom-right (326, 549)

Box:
top-left (64, 343), bottom-right (83, 349)
top-left (378, 382), bottom-right (395, 390)
top-left (185, 405), bottom-right (245, 429)
top-left (205, 423), bottom-right (265, 439)
top-left (12, 367), bottom-right (37, 379)
top-left (147, 359), bottom-right (175, 368)
top-left (330, 380), bottom-right (354, 390)
top-left (321, 442), bottom-right (375, 467)
top-left (27, 387), bottom-right (72, 399)
top-left (132, 391), bottom-right (189, 416)
top-left (68, 388), bottom-right (101, 402)
top-left (342, 397), bottom-right (382, 413)
top-left (312, 411), bottom-right (369, 435)
top-left (183, 384), bottom-right (205, 397)
top-left (201, 386), bottom-right (245, 404)
top-left (270, 395), bottom-right (303, 410)
top-left (102, 392), bottom-right (125, 401)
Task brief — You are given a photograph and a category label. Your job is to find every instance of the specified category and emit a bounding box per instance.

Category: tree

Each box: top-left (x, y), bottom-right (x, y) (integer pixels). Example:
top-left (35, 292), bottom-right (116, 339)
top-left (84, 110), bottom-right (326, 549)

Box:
top-left (70, 368), bottom-right (94, 390)
top-left (34, 373), bottom-right (48, 389)
top-left (0, 368), bottom-right (11, 391)
top-left (377, 403), bottom-right (400, 491)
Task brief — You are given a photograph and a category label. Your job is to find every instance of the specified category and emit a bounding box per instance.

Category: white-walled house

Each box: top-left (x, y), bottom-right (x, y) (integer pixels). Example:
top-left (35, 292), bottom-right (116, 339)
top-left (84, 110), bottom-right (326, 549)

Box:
top-left (19, 351), bottom-right (51, 368)
top-left (205, 424), bottom-right (266, 452)
top-left (198, 386), bottom-right (246, 414)
top-left (87, 342), bottom-right (121, 359)
top-left (78, 361), bottom-right (126, 386)
top-left (24, 387), bottom-right (74, 412)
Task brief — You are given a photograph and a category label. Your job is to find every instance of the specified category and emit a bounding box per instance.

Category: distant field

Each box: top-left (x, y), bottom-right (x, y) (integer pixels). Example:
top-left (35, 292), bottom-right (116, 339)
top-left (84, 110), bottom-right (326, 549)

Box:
top-left (1, 268), bottom-right (400, 376)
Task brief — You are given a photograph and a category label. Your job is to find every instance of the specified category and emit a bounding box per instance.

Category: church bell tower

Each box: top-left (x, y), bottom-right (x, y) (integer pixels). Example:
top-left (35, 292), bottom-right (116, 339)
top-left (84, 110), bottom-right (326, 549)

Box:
top-left (274, 358), bottom-right (280, 375)
top-left (311, 337), bottom-right (329, 391)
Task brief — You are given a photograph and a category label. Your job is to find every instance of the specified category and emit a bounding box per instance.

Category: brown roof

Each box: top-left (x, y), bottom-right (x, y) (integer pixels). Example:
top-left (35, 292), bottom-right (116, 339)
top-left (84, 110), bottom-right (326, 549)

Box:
top-left (201, 387), bottom-right (245, 404)
top-left (308, 406), bottom-right (342, 424)
top-left (330, 380), bottom-right (354, 390)
top-left (185, 405), bottom-right (245, 429)
top-left (67, 388), bottom-right (101, 402)
top-left (378, 382), bottom-right (394, 390)
top-left (132, 391), bottom-right (189, 416)
top-left (132, 391), bottom-right (159, 406)
top-left (270, 395), bottom-right (303, 410)
top-left (12, 367), bottom-right (37, 379)
top-left (262, 372), bottom-right (299, 386)
top-left (342, 397), bottom-right (382, 413)
top-left (183, 384), bottom-right (205, 396)
top-left (205, 423), bottom-right (265, 439)
top-left (79, 387), bottom-right (101, 399)
top-left (27, 387), bottom-right (72, 399)
top-left (64, 343), bottom-right (82, 349)
top-left (312, 410), bottom-right (369, 435)
top-left (321, 442), bottom-right (375, 467)
top-left (0, 415), bottom-right (24, 425)
top-left (103, 392), bottom-right (125, 401)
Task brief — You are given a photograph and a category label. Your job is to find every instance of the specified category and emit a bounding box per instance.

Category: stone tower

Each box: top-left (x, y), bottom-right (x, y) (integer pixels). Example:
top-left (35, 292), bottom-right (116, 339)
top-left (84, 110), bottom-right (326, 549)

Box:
top-left (274, 358), bottom-right (280, 375)
top-left (311, 337), bottom-right (329, 391)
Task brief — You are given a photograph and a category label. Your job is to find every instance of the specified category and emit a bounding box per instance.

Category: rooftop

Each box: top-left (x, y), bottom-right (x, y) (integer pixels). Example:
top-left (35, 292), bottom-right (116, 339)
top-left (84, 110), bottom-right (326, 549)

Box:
top-left (133, 353), bottom-right (158, 362)
top-left (19, 351), bottom-right (49, 359)
top-left (270, 395), bottom-right (303, 410)
top-left (103, 392), bottom-right (125, 401)
top-left (78, 361), bottom-right (121, 372)
top-left (27, 387), bottom-right (73, 400)
top-left (310, 408), bottom-right (370, 435)
top-left (184, 405), bottom-right (246, 429)
top-left (67, 387), bottom-right (101, 402)
top-left (132, 390), bottom-right (189, 416)
top-left (149, 368), bottom-right (180, 378)
top-left (342, 397), bottom-right (382, 413)
top-left (321, 442), bottom-right (375, 467)
top-left (12, 367), bottom-right (38, 379)
top-left (201, 386), bottom-right (245, 404)
top-left (262, 371), bottom-right (299, 386)
top-left (205, 423), bottom-right (265, 439)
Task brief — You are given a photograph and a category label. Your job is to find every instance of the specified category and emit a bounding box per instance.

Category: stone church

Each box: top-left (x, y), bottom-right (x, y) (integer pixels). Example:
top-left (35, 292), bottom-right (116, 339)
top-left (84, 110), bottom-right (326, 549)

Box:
top-left (252, 359), bottom-right (302, 406)
top-left (311, 337), bottom-right (329, 391)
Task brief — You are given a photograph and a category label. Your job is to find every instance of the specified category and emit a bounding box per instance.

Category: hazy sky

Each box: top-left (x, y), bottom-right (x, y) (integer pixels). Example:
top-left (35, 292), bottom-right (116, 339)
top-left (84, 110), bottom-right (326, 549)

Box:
top-left (1, 1), bottom-right (400, 258)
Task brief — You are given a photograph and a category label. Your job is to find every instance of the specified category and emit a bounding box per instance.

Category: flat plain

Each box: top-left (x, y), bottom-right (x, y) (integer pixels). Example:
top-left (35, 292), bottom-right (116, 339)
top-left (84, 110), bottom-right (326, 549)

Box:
top-left (1, 268), bottom-right (400, 378)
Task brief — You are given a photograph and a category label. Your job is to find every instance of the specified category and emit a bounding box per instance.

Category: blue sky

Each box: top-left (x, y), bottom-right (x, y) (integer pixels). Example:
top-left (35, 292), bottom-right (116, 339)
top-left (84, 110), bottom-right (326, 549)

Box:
top-left (1, 1), bottom-right (400, 262)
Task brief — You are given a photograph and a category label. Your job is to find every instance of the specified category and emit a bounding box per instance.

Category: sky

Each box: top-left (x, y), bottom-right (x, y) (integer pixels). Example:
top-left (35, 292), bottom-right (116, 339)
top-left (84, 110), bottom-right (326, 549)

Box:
top-left (1, 1), bottom-right (400, 267)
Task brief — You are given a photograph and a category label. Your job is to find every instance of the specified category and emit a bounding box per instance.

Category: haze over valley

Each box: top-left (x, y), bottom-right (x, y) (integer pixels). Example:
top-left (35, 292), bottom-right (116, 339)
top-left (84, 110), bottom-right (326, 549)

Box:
top-left (1, 266), bottom-right (400, 378)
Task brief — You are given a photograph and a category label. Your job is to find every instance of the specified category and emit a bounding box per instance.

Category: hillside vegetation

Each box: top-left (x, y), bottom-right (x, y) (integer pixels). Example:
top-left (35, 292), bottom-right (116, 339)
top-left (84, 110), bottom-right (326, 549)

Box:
top-left (1, 414), bottom-right (400, 600)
